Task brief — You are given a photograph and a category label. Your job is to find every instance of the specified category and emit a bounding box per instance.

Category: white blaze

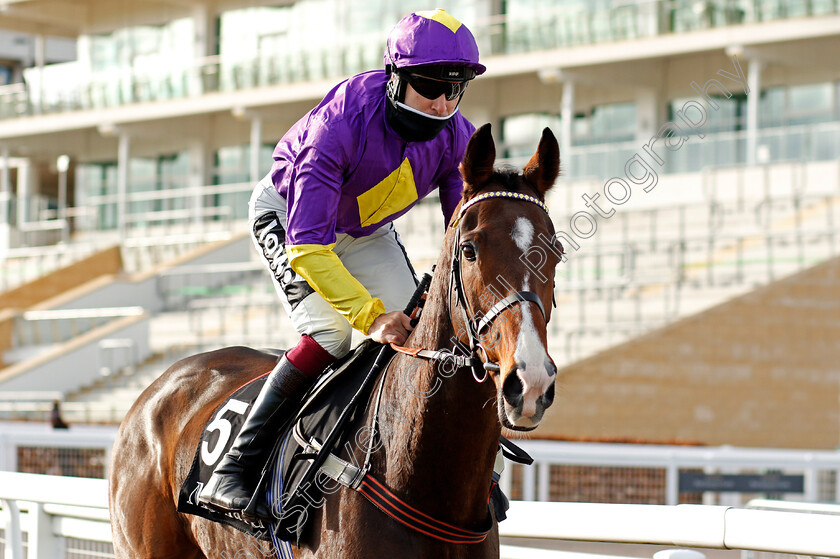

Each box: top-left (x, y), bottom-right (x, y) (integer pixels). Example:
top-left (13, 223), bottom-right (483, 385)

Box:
top-left (509, 216), bottom-right (553, 423)
top-left (511, 217), bottom-right (534, 252)
top-left (513, 274), bottom-right (553, 419)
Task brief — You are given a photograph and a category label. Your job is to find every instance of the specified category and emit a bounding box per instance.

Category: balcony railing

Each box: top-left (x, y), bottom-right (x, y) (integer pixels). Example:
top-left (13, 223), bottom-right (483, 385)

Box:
top-left (0, 0), bottom-right (838, 120)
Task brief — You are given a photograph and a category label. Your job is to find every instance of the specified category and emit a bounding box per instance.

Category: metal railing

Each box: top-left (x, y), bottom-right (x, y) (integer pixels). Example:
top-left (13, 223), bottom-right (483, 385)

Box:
top-left (2, 419), bottom-right (837, 508)
top-left (0, 242), bottom-right (114, 293)
top-left (157, 260), bottom-right (266, 311)
top-left (77, 181), bottom-right (251, 238)
top-left (0, 308), bottom-right (151, 402)
top-left (0, 422), bottom-right (117, 473)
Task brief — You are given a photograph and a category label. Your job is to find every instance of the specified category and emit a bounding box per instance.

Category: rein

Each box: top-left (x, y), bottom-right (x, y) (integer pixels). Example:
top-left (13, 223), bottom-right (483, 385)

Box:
top-left (396, 190), bottom-right (552, 381)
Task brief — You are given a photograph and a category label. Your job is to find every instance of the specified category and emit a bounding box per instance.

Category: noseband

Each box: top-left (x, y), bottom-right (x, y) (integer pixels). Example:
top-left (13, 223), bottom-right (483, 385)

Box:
top-left (449, 190), bottom-right (552, 381)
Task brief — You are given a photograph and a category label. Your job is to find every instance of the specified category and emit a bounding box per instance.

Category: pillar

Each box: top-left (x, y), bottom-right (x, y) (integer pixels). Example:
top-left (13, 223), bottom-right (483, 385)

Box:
top-left (635, 88), bottom-right (665, 145)
top-left (745, 58), bottom-right (761, 166)
top-left (250, 116), bottom-right (263, 183)
top-left (56, 155), bottom-right (69, 242)
top-left (16, 159), bottom-right (30, 226)
top-left (192, 4), bottom-right (218, 95)
top-left (30, 34), bottom-right (46, 113)
top-left (0, 148), bottom-right (9, 259)
top-left (117, 132), bottom-right (130, 239)
top-left (0, 147), bottom-right (9, 225)
top-left (561, 81), bottom-right (575, 164)
top-left (188, 140), bottom-right (211, 227)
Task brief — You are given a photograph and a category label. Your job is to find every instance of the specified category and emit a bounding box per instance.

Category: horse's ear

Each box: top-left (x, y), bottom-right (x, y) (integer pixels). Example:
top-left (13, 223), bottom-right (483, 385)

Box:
top-left (523, 127), bottom-right (560, 196)
top-left (460, 123), bottom-right (496, 199)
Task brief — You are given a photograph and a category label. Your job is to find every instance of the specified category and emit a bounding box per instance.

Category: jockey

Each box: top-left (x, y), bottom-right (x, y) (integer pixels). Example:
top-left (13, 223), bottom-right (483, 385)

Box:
top-left (199, 9), bottom-right (485, 516)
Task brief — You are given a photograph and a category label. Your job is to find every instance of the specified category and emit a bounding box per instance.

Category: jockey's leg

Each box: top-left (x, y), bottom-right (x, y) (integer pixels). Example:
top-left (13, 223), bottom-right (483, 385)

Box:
top-left (198, 333), bottom-right (333, 515)
top-left (201, 181), bottom-right (352, 516)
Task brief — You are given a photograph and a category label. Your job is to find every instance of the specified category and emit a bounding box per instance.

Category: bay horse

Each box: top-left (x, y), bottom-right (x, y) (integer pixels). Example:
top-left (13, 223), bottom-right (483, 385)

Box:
top-left (109, 123), bottom-right (562, 559)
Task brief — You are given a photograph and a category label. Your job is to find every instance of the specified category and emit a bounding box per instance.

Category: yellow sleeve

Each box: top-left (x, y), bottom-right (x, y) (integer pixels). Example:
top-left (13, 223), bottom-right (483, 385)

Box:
top-left (286, 243), bottom-right (385, 334)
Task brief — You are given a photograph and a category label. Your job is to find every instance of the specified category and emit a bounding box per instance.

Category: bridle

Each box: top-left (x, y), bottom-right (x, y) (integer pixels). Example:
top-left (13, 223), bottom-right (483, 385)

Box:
top-left (393, 190), bottom-right (554, 381)
top-left (450, 190), bottom-right (552, 380)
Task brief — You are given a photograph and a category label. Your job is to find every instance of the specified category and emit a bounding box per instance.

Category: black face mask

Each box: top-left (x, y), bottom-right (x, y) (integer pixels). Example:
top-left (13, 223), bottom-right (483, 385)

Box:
top-left (385, 95), bottom-right (457, 142)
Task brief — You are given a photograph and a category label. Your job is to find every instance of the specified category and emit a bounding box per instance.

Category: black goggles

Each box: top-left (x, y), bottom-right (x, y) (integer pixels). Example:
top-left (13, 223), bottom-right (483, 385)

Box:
top-left (403, 73), bottom-right (468, 102)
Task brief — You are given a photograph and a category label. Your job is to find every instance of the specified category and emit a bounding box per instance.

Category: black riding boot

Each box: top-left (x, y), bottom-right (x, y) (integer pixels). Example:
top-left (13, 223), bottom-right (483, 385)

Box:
top-left (198, 355), bottom-right (312, 515)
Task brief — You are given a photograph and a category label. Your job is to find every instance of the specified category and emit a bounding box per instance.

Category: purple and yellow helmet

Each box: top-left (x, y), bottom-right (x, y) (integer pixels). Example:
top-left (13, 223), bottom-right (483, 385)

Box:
top-left (383, 10), bottom-right (484, 142)
top-left (384, 9), bottom-right (486, 79)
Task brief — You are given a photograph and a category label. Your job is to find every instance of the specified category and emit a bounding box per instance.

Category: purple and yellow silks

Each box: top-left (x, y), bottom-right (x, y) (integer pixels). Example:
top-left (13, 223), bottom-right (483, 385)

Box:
top-left (269, 70), bottom-right (475, 333)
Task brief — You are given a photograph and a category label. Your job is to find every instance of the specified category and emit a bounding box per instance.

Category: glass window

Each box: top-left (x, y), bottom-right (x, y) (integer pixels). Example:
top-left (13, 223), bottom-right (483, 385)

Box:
top-left (759, 86), bottom-right (785, 128)
top-left (76, 162), bottom-right (117, 231)
top-left (501, 0), bottom-right (652, 53)
top-left (786, 82), bottom-right (833, 125)
top-left (90, 19), bottom-right (193, 73)
top-left (670, 94), bottom-right (745, 133)
top-left (667, 0), bottom-right (750, 32)
top-left (759, 82), bottom-right (835, 128)
top-left (574, 102), bottom-right (636, 145)
top-left (214, 145), bottom-right (275, 185)
top-left (87, 18), bottom-right (194, 104)
top-left (501, 113), bottom-right (563, 158)
top-left (219, 1), bottom-right (483, 84)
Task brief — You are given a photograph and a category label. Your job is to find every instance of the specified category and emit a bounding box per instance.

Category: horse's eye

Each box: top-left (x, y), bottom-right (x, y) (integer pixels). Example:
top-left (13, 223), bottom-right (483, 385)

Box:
top-left (461, 242), bottom-right (477, 262)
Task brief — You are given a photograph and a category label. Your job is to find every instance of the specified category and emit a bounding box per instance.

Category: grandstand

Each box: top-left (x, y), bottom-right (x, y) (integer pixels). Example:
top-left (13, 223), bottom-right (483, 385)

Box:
top-left (0, 0), bottom-right (837, 443)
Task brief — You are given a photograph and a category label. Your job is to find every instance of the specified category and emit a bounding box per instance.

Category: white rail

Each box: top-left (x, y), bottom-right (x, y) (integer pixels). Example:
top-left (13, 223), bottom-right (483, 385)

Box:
top-left (501, 501), bottom-right (840, 557)
top-left (2, 425), bottom-right (839, 506)
top-left (2, 472), bottom-right (840, 559)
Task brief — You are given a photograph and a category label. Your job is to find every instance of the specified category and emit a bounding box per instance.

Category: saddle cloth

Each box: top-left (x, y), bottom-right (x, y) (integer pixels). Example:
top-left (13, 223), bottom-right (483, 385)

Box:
top-left (177, 340), bottom-right (383, 547)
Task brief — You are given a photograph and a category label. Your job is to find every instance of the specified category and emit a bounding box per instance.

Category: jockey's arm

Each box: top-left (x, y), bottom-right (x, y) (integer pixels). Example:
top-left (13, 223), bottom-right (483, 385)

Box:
top-left (282, 110), bottom-right (422, 343)
top-left (286, 244), bottom-right (383, 334)
top-left (286, 245), bottom-right (412, 343)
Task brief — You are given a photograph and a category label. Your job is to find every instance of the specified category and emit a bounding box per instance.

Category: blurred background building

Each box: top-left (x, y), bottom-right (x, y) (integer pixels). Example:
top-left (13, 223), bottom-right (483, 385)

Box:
top-left (0, 0), bottom-right (839, 450)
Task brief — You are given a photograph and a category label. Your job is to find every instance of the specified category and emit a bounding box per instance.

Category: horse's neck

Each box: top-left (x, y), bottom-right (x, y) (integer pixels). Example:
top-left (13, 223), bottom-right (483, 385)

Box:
top-left (376, 263), bottom-right (501, 527)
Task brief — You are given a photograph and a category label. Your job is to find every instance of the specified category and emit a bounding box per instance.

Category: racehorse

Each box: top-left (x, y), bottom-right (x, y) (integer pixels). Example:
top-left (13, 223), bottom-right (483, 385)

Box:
top-left (109, 123), bottom-right (562, 559)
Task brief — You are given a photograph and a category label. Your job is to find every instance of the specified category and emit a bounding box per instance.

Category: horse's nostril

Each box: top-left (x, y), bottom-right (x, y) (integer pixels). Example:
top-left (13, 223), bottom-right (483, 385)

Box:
top-left (543, 381), bottom-right (556, 407)
top-left (502, 370), bottom-right (523, 406)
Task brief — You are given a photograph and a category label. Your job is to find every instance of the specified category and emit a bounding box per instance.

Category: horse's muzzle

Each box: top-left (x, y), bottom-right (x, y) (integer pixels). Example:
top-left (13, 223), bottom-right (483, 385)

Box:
top-left (499, 362), bottom-right (556, 430)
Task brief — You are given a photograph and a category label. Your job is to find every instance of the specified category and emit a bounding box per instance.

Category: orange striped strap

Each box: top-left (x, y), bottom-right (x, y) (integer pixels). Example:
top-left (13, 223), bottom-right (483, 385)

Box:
top-left (356, 475), bottom-right (492, 544)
